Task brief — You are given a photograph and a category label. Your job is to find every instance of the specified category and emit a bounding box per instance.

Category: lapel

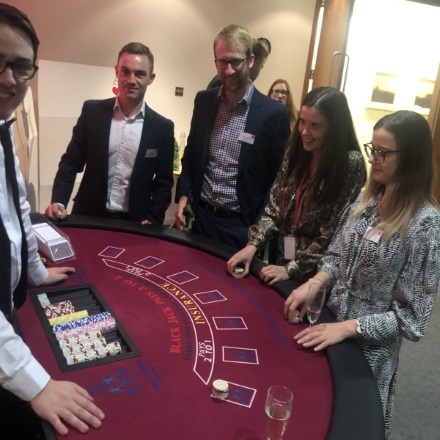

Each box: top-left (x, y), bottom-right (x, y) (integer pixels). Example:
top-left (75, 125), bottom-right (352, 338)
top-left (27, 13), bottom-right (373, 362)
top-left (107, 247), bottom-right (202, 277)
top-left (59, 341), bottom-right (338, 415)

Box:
top-left (138, 103), bottom-right (154, 160)
top-left (96, 99), bottom-right (115, 178)
top-left (202, 92), bottom-right (219, 168)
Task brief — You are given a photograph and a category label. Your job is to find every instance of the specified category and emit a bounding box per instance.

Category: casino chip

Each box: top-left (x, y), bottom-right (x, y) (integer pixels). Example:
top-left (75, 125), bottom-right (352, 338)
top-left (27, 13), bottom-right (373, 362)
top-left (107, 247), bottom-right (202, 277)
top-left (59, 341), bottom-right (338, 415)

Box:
top-left (232, 265), bottom-right (245, 279)
top-left (211, 379), bottom-right (229, 400)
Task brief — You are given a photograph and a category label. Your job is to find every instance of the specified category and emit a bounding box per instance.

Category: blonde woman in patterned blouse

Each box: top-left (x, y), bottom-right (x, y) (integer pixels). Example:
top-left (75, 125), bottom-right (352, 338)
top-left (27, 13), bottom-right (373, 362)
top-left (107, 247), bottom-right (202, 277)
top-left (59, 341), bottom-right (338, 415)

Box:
top-left (286, 110), bottom-right (440, 439)
top-left (227, 87), bottom-right (366, 288)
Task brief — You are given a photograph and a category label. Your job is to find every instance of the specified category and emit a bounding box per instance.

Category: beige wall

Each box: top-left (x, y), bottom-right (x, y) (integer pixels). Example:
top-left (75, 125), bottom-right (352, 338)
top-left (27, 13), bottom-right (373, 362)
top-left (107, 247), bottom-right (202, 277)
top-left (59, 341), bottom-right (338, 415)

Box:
top-left (10, 0), bottom-right (316, 220)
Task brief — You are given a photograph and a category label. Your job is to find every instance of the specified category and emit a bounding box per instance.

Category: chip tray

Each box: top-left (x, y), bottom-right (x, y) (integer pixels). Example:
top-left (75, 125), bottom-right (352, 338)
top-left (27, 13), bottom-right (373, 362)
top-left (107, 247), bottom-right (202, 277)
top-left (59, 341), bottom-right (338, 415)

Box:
top-left (29, 284), bottom-right (141, 372)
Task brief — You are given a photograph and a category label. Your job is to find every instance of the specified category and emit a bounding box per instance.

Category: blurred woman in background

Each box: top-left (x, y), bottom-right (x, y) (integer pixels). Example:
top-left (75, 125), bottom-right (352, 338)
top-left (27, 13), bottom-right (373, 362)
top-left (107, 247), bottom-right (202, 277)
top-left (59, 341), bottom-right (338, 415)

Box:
top-left (268, 78), bottom-right (298, 131)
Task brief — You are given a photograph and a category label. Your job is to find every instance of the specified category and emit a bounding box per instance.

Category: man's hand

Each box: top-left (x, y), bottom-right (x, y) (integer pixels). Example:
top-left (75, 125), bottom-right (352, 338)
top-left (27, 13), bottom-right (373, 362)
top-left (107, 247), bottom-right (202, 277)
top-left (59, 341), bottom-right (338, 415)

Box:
top-left (30, 379), bottom-right (105, 436)
top-left (41, 267), bottom-right (75, 286)
top-left (175, 196), bottom-right (188, 230)
top-left (45, 203), bottom-right (67, 221)
top-left (259, 265), bottom-right (289, 286)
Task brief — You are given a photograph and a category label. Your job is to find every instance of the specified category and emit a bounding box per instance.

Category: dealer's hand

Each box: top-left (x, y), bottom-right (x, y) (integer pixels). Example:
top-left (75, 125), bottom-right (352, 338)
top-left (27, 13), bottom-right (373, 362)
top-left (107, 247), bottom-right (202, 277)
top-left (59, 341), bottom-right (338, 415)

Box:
top-left (30, 379), bottom-right (105, 436)
top-left (259, 265), bottom-right (289, 286)
top-left (294, 320), bottom-right (358, 351)
top-left (41, 267), bottom-right (75, 286)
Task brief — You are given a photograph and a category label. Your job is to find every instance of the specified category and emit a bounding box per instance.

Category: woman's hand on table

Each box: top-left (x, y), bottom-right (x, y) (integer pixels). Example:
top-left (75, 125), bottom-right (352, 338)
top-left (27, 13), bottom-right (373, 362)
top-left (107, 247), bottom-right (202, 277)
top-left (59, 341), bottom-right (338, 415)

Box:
top-left (259, 265), bottom-right (289, 286)
top-left (284, 282), bottom-right (310, 323)
top-left (294, 320), bottom-right (358, 351)
top-left (227, 245), bottom-right (257, 278)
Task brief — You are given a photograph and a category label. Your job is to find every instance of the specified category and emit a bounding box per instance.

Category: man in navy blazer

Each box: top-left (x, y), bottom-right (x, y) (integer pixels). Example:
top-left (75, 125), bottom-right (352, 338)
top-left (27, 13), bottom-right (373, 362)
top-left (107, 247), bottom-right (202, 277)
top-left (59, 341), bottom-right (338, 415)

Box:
top-left (175, 25), bottom-right (289, 249)
top-left (45, 42), bottom-right (174, 225)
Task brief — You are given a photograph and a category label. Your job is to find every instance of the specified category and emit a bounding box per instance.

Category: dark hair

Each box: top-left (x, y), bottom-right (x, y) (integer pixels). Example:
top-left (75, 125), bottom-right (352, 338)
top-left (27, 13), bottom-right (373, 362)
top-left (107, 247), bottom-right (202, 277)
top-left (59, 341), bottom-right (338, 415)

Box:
top-left (118, 42), bottom-right (154, 74)
top-left (0, 3), bottom-right (39, 62)
top-left (282, 86), bottom-right (365, 203)
top-left (374, 110), bottom-right (433, 203)
top-left (257, 37), bottom-right (271, 54)
top-left (252, 38), bottom-right (270, 63)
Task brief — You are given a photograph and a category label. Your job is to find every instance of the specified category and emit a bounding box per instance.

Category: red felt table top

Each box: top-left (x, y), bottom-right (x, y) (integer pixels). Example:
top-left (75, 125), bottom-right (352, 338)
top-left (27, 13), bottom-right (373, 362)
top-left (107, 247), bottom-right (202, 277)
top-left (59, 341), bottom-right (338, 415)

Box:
top-left (17, 227), bottom-right (333, 440)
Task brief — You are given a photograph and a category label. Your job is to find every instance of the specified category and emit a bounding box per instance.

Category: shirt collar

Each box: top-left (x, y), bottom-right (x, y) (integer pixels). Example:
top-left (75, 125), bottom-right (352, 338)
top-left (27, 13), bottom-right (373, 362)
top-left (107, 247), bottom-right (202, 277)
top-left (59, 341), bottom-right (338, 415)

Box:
top-left (114, 97), bottom-right (145, 119)
top-left (218, 80), bottom-right (255, 107)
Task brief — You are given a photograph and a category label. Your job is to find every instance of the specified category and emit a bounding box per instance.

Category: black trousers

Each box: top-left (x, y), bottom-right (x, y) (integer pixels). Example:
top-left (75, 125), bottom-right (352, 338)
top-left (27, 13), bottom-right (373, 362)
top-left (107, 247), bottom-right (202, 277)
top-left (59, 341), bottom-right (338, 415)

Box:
top-left (192, 207), bottom-right (248, 250)
top-left (0, 387), bottom-right (46, 439)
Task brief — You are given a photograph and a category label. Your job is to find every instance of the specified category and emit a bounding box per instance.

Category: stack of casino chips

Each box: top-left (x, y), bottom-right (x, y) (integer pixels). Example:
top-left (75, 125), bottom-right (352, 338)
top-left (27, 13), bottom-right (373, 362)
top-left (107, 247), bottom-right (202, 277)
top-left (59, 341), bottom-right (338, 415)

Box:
top-left (38, 294), bottom-right (120, 365)
top-left (59, 330), bottom-right (121, 365)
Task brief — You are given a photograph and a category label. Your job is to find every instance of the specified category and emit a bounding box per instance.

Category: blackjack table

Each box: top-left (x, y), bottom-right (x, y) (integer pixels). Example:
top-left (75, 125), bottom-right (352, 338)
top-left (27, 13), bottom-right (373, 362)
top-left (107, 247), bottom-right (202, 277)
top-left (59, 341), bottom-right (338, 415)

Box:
top-left (17, 215), bottom-right (384, 440)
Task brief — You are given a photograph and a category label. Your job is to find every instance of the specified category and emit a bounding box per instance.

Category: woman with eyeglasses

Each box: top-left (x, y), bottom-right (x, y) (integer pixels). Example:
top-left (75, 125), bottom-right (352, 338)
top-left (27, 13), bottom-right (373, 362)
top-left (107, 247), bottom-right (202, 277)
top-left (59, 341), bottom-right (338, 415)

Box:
top-left (227, 86), bottom-right (366, 288)
top-left (267, 79), bottom-right (298, 131)
top-left (285, 110), bottom-right (440, 439)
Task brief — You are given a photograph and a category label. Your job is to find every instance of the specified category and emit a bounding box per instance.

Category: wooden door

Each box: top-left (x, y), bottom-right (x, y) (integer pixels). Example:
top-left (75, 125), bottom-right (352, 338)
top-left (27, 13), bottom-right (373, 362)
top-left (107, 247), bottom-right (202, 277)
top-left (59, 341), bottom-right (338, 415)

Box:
top-left (428, 64), bottom-right (440, 203)
top-left (301, 0), bottom-right (354, 100)
top-left (303, 0), bottom-right (440, 203)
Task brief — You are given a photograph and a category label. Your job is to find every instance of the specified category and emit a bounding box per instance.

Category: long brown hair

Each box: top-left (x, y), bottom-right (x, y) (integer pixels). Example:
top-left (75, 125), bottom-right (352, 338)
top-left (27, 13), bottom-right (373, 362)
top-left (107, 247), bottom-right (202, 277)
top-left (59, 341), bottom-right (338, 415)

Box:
top-left (267, 79), bottom-right (298, 128)
top-left (280, 86), bottom-right (364, 204)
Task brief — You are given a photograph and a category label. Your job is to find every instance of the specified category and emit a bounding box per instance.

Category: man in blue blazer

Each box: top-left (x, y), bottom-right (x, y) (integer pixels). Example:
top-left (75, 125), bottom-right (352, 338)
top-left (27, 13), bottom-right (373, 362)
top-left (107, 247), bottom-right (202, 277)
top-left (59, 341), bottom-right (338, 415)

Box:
top-left (45, 42), bottom-right (174, 225)
top-left (175, 25), bottom-right (290, 249)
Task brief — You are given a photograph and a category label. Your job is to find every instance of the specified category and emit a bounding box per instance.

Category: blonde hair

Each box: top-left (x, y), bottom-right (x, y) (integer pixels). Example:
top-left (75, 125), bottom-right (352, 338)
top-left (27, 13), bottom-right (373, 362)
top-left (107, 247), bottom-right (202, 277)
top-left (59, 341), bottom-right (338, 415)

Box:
top-left (213, 24), bottom-right (252, 58)
top-left (351, 110), bottom-right (438, 241)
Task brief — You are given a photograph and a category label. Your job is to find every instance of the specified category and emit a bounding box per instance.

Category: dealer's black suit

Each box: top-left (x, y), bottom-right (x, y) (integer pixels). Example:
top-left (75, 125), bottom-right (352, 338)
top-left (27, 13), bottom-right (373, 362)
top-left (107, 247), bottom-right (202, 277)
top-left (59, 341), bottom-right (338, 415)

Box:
top-left (51, 98), bottom-right (174, 224)
top-left (176, 87), bottom-right (290, 240)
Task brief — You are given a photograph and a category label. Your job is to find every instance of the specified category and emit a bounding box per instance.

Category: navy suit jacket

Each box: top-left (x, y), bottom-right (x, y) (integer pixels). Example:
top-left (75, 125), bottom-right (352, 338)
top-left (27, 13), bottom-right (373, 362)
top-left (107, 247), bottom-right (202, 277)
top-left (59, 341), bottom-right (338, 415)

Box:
top-left (176, 87), bottom-right (290, 227)
top-left (51, 98), bottom-right (174, 224)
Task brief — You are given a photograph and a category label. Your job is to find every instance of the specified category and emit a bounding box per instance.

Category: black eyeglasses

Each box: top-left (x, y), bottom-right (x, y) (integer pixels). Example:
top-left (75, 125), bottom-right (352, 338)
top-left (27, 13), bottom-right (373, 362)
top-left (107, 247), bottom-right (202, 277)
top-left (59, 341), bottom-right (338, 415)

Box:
top-left (363, 143), bottom-right (399, 164)
top-left (0, 56), bottom-right (39, 80)
top-left (271, 89), bottom-right (288, 97)
top-left (214, 58), bottom-right (247, 70)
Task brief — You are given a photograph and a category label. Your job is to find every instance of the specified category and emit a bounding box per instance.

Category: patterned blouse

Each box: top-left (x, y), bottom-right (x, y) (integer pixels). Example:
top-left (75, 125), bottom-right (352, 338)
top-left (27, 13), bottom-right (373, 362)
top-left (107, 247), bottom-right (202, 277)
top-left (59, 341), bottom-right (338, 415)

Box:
top-left (248, 150), bottom-right (366, 281)
top-left (321, 195), bottom-right (440, 438)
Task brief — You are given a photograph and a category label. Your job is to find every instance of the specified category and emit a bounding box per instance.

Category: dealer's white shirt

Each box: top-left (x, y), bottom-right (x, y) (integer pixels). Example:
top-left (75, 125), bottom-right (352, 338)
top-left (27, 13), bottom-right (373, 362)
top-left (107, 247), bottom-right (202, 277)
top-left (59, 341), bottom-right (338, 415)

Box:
top-left (0, 120), bottom-right (50, 400)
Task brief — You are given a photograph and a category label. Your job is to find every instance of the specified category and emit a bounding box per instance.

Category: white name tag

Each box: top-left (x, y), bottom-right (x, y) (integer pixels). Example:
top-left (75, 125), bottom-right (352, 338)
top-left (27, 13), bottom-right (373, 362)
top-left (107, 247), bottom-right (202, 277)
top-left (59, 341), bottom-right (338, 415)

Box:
top-left (363, 226), bottom-right (383, 243)
top-left (238, 131), bottom-right (255, 145)
top-left (145, 149), bottom-right (158, 158)
top-left (284, 236), bottom-right (296, 260)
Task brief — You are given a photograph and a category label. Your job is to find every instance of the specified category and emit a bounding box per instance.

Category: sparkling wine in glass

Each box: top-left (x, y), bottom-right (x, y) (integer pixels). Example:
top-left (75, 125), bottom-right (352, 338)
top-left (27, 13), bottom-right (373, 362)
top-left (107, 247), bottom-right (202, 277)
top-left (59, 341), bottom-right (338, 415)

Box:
top-left (307, 283), bottom-right (326, 327)
top-left (265, 385), bottom-right (293, 440)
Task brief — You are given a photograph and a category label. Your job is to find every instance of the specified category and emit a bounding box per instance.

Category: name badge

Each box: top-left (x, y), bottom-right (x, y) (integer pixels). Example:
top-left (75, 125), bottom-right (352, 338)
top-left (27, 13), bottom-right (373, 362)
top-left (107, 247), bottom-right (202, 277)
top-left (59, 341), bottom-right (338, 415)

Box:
top-left (145, 149), bottom-right (158, 158)
top-left (363, 226), bottom-right (383, 243)
top-left (284, 236), bottom-right (296, 260)
top-left (238, 132), bottom-right (255, 145)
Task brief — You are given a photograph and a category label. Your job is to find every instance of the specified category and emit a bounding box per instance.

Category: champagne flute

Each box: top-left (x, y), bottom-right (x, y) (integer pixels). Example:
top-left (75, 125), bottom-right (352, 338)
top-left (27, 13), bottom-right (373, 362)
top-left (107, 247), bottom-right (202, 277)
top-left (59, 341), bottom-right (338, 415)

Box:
top-left (265, 385), bottom-right (293, 440)
top-left (306, 283), bottom-right (326, 327)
